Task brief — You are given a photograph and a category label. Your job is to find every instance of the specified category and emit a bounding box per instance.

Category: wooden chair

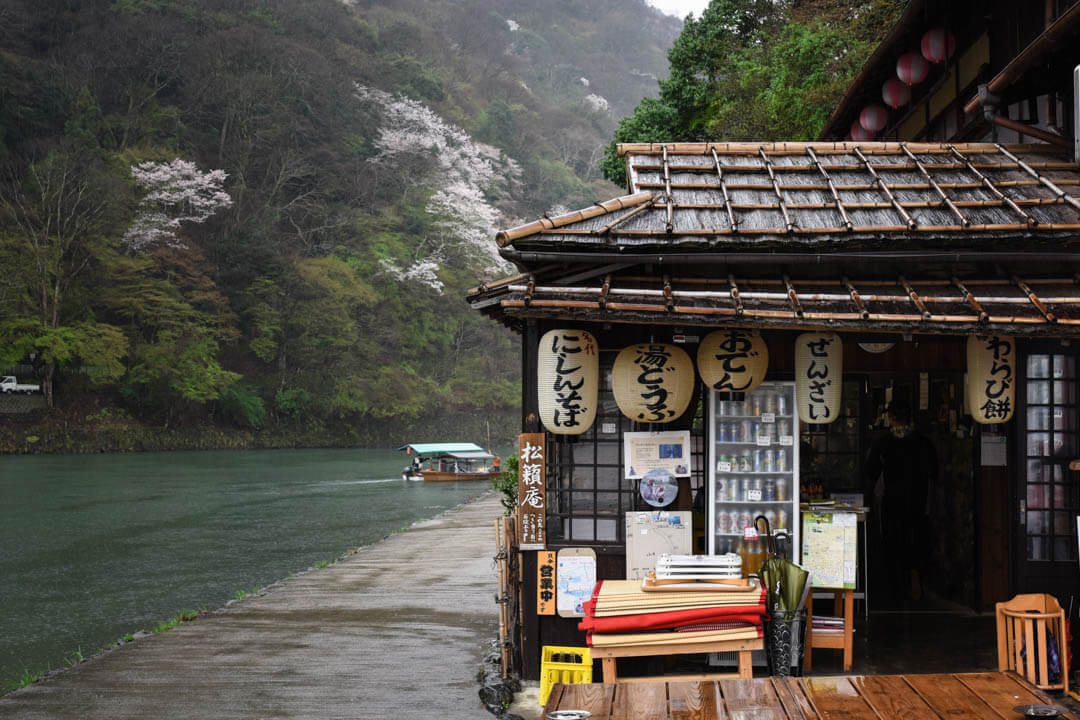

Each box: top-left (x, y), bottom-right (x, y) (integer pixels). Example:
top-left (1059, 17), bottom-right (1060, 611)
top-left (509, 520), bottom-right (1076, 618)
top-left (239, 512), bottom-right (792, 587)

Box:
top-left (996, 593), bottom-right (1070, 693)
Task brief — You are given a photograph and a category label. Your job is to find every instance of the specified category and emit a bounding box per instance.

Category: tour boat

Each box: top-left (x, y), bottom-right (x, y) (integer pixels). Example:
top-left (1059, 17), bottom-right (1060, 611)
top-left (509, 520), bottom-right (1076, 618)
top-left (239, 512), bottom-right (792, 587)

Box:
top-left (397, 442), bottom-right (501, 482)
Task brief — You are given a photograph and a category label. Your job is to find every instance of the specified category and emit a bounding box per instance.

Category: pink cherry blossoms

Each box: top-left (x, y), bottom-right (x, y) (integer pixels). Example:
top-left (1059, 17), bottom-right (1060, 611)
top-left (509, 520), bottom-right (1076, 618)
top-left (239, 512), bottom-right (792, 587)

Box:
top-left (123, 159), bottom-right (233, 252)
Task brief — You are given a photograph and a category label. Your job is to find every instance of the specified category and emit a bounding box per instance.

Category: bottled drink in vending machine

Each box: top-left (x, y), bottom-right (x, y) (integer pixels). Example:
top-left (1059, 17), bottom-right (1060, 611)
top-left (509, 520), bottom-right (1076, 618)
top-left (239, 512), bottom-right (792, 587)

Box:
top-left (777, 509), bottom-right (788, 530)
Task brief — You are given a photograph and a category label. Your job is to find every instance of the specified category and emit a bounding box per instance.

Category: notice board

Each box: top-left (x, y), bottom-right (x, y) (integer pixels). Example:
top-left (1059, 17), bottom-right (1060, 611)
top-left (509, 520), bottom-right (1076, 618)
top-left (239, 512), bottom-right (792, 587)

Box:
top-left (801, 510), bottom-right (857, 589)
top-left (625, 511), bottom-right (691, 580)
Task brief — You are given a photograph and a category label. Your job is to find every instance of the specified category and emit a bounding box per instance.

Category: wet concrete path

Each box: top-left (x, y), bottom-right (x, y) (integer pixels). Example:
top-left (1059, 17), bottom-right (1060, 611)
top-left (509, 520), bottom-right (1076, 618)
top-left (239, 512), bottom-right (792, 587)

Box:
top-left (0, 492), bottom-right (502, 719)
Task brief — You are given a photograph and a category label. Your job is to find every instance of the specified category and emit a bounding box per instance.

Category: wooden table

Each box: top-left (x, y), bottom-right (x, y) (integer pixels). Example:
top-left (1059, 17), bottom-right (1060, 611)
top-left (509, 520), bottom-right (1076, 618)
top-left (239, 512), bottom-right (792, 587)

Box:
top-left (590, 638), bottom-right (762, 683)
top-left (543, 671), bottom-right (1078, 719)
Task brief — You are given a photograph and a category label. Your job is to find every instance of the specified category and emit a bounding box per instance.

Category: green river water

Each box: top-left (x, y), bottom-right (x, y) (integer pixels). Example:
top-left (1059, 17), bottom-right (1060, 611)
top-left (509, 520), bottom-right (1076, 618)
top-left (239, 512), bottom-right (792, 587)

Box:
top-left (0, 448), bottom-right (496, 690)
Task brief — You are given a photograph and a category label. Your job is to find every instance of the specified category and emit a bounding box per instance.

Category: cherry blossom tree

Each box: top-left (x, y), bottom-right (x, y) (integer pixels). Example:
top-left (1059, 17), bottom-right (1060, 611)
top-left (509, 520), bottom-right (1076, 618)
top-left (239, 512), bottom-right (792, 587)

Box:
top-left (123, 158), bottom-right (233, 253)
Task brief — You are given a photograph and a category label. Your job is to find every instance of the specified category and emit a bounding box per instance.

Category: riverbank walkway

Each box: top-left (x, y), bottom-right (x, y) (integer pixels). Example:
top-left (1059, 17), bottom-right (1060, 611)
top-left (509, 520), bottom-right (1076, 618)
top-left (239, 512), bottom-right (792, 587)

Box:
top-left (0, 492), bottom-right (503, 719)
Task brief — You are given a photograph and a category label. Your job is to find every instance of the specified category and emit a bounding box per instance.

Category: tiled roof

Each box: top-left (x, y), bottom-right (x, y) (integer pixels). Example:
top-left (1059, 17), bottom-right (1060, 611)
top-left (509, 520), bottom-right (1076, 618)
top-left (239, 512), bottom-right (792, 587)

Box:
top-left (498, 142), bottom-right (1080, 252)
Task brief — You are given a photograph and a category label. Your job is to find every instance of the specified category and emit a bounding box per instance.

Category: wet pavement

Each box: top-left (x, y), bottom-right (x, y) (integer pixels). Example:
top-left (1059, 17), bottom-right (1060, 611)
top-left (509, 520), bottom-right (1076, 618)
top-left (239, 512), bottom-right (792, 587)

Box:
top-left (0, 492), bottom-right (503, 719)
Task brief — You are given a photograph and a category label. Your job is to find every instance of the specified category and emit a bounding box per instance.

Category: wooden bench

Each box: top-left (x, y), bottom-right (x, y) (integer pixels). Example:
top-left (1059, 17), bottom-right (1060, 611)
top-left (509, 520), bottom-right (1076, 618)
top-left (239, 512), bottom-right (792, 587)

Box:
top-left (589, 637), bottom-right (762, 683)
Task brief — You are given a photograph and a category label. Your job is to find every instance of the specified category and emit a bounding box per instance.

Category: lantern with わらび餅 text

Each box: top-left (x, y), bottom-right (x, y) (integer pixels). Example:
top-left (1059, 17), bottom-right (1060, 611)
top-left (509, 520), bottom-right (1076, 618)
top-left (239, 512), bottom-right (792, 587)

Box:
top-left (859, 104), bottom-right (888, 133)
top-left (966, 335), bottom-right (1015, 424)
top-left (882, 77), bottom-right (911, 109)
top-left (612, 343), bottom-right (694, 423)
top-left (921, 27), bottom-right (956, 64)
top-left (897, 50), bottom-right (929, 86)
top-left (537, 329), bottom-right (598, 434)
top-left (697, 330), bottom-right (769, 393)
top-left (795, 332), bottom-right (842, 425)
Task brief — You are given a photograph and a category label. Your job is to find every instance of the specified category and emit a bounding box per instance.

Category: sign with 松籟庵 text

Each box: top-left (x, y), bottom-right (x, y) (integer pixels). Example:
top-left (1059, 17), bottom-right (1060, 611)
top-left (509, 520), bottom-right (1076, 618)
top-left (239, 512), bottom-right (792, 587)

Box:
top-left (517, 433), bottom-right (546, 549)
top-left (537, 550), bottom-right (556, 615)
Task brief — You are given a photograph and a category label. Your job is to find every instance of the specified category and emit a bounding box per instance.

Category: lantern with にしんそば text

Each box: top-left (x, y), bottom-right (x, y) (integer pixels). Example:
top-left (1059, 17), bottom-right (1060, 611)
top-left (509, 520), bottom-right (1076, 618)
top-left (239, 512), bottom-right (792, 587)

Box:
top-left (612, 343), bottom-right (694, 423)
top-left (537, 329), bottom-right (598, 434)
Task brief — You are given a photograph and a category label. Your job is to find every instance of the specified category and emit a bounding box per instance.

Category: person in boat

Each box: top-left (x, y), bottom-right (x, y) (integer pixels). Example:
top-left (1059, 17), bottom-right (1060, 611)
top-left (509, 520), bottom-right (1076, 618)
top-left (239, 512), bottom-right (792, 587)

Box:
top-left (412, 456), bottom-right (423, 473)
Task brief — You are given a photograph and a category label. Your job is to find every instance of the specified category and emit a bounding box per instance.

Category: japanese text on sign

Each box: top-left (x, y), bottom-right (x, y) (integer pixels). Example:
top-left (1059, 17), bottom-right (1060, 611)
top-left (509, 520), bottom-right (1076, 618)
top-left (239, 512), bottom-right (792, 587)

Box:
top-left (549, 332), bottom-right (595, 429)
top-left (517, 433), bottom-right (547, 549)
top-left (979, 336), bottom-right (1013, 422)
top-left (711, 330), bottom-right (757, 392)
top-left (804, 335), bottom-right (833, 421)
top-left (633, 344), bottom-right (677, 422)
top-left (537, 550), bottom-right (556, 615)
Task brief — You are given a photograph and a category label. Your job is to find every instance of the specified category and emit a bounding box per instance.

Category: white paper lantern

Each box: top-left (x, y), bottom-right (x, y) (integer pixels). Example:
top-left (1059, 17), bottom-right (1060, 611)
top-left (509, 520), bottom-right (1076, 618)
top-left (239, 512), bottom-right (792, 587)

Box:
top-left (537, 329), bottom-right (599, 434)
top-left (612, 343), bottom-right (695, 423)
top-left (966, 335), bottom-right (1015, 424)
top-left (697, 330), bottom-right (769, 393)
top-left (795, 332), bottom-right (843, 425)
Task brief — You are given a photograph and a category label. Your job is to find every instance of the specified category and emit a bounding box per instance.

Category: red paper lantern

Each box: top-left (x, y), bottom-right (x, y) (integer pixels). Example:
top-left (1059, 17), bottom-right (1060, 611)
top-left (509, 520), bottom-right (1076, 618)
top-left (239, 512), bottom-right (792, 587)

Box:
top-left (921, 27), bottom-right (956, 64)
top-left (896, 51), bottom-right (929, 86)
top-left (850, 121), bottom-right (875, 142)
top-left (859, 104), bottom-right (888, 132)
top-left (882, 77), bottom-right (911, 109)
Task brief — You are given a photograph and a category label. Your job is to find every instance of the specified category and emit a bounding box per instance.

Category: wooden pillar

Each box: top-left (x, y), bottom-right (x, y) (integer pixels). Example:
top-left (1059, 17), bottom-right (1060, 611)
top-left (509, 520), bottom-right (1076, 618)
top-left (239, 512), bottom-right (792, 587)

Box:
top-left (523, 319), bottom-right (541, 433)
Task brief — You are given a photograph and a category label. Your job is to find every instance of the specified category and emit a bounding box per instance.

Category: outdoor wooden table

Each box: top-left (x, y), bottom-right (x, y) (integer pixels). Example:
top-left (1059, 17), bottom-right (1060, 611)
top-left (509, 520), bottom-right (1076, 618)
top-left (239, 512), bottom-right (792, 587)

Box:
top-left (543, 671), bottom-right (1078, 719)
top-left (590, 637), bottom-right (761, 682)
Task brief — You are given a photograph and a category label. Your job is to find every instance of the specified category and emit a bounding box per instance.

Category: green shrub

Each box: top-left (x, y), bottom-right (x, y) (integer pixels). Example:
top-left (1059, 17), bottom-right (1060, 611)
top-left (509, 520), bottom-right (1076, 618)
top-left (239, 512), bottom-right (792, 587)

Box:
top-left (221, 383), bottom-right (267, 429)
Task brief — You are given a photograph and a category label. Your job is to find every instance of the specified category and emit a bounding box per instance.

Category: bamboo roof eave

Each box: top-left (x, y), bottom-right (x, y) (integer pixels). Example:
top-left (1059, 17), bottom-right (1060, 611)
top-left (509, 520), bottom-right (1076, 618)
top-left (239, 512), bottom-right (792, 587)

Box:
top-left (495, 191), bottom-right (654, 246)
top-left (616, 141), bottom-right (1070, 157)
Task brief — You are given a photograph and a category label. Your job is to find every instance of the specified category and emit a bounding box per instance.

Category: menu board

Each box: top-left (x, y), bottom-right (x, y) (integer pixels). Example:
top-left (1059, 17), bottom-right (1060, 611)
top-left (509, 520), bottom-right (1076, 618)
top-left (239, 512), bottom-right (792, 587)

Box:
top-left (801, 511), bottom-right (857, 589)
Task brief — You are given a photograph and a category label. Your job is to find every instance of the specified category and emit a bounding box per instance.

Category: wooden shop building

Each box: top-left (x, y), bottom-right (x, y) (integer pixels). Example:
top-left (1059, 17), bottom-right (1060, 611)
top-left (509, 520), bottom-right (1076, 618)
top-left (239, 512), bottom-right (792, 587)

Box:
top-left (467, 0), bottom-right (1080, 680)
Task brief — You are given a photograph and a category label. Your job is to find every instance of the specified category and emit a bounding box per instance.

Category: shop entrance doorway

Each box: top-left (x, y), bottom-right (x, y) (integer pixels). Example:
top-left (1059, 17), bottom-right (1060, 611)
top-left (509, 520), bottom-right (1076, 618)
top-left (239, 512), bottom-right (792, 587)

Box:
top-left (1014, 348), bottom-right (1080, 602)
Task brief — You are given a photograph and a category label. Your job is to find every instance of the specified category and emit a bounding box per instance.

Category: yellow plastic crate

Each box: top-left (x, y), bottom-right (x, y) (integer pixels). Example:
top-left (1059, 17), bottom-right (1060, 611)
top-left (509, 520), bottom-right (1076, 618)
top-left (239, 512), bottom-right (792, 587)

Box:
top-left (539, 645), bottom-right (592, 706)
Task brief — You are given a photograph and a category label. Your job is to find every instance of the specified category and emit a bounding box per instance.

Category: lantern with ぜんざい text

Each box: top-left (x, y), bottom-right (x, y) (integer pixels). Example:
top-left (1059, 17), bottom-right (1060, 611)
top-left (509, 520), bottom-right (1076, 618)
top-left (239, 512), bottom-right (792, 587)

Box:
top-left (537, 329), bottom-right (598, 434)
top-left (795, 332), bottom-right (842, 425)
top-left (697, 330), bottom-right (769, 393)
top-left (612, 343), bottom-right (694, 423)
top-left (966, 335), bottom-right (1015, 424)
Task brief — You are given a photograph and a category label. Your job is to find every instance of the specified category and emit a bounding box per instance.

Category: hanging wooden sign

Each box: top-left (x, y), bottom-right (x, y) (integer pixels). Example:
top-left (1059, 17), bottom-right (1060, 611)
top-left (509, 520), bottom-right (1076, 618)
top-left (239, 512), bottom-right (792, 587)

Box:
top-left (537, 329), bottom-right (598, 435)
top-left (795, 332), bottom-right (842, 424)
top-left (536, 550), bottom-right (556, 616)
top-left (697, 329), bottom-right (769, 393)
top-left (612, 343), bottom-right (694, 423)
top-left (967, 335), bottom-right (1015, 424)
top-left (517, 433), bottom-right (547, 549)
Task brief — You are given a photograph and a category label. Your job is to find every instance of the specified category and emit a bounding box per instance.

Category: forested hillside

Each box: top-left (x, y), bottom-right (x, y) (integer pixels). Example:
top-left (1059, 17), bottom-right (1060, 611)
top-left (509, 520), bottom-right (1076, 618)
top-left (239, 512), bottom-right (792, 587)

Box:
top-left (0, 0), bottom-right (681, 451)
top-left (602, 0), bottom-right (906, 184)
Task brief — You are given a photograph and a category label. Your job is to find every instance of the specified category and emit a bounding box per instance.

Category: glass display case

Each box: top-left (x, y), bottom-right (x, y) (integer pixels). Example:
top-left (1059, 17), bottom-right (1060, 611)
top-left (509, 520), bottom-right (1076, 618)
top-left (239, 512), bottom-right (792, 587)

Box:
top-left (707, 381), bottom-right (800, 576)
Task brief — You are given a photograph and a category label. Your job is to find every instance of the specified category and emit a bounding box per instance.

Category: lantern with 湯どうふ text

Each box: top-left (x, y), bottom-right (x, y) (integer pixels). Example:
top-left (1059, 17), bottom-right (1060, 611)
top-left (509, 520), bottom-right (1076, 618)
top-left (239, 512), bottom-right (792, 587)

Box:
top-left (537, 329), bottom-right (598, 435)
top-left (795, 332), bottom-right (842, 425)
top-left (966, 335), bottom-right (1015, 424)
top-left (697, 330), bottom-right (768, 393)
top-left (612, 343), bottom-right (694, 423)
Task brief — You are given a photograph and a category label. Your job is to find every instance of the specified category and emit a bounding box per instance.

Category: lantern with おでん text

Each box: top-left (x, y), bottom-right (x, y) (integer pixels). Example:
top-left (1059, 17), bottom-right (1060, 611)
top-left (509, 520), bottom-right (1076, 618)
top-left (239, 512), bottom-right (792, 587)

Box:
top-left (921, 27), bottom-right (956, 64)
top-left (850, 121), bottom-right (875, 142)
top-left (860, 104), bottom-right (888, 133)
top-left (882, 77), bottom-right (911, 109)
top-left (795, 332), bottom-right (842, 425)
top-left (966, 335), bottom-right (1015, 424)
top-left (537, 329), bottom-right (598, 434)
top-left (612, 343), bottom-right (694, 423)
top-left (697, 330), bottom-right (769, 393)
top-left (897, 51), bottom-right (929, 86)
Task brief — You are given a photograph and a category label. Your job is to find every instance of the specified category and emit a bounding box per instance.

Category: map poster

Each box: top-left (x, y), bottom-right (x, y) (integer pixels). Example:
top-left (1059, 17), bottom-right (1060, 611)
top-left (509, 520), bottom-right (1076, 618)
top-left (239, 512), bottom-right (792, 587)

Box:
top-left (623, 430), bottom-right (691, 480)
top-left (556, 548), bottom-right (596, 618)
top-left (801, 511), bottom-right (857, 589)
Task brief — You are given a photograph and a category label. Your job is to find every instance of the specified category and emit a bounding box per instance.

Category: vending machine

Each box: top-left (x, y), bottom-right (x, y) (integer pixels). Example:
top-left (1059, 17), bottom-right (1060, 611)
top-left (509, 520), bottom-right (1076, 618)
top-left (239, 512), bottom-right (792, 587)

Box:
top-left (706, 381), bottom-right (800, 575)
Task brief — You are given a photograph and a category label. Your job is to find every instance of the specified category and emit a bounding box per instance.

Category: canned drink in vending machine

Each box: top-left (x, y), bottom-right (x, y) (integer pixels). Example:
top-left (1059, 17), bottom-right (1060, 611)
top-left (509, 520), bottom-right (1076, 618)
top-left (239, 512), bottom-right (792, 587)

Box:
top-left (739, 450), bottom-right (753, 472)
top-left (741, 420), bottom-right (752, 443)
top-left (764, 392), bottom-right (777, 415)
top-left (777, 419), bottom-right (791, 438)
top-left (775, 477), bottom-right (788, 502)
top-left (776, 448), bottom-right (787, 472)
top-left (740, 476), bottom-right (752, 501)
top-left (762, 448), bottom-right (775, 472)
top-left (777, 392), bottom-right (788, 416)
top-left (753, 449), bottom-right (763, 473)
top-left (717, 509), bottom-right (732, 533)
top-left (777, 509), bottom-right (788, 529)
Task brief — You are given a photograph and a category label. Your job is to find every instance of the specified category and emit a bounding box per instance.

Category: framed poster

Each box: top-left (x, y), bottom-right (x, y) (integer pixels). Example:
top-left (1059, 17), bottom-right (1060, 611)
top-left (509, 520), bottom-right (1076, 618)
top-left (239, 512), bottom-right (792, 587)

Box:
top-left (801, 510), bottom-right (857, 589)
top-left (623, 430), bottom-right (691, 480)
top-left (556, 548), bottom-right (596, 618)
